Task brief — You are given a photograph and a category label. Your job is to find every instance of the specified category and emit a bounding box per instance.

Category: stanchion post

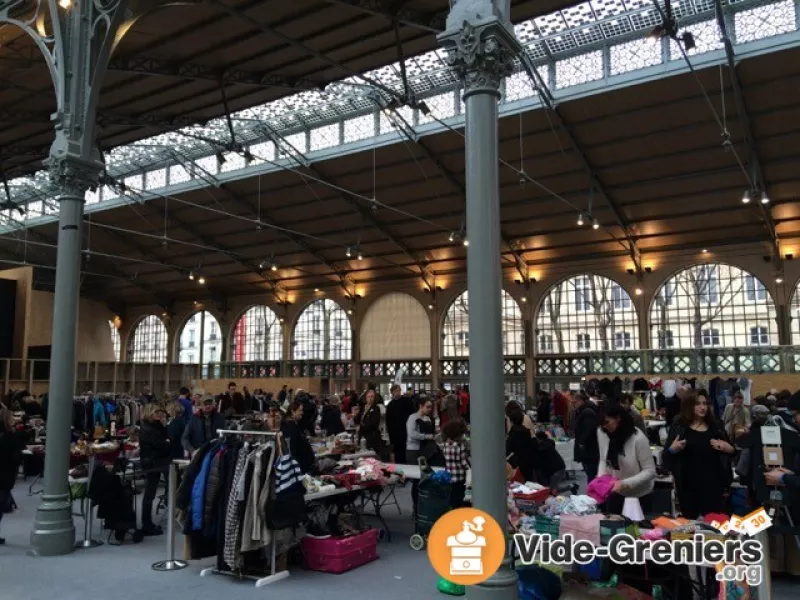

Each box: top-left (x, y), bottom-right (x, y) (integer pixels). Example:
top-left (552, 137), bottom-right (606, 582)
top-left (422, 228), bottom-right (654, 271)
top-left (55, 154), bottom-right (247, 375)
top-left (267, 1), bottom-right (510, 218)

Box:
top-left (152, 461), bottom-right (188, 571)
top-left (75, 454), bottom-right (102, 549)
top-left (754, 529), bottom-right (772, 600)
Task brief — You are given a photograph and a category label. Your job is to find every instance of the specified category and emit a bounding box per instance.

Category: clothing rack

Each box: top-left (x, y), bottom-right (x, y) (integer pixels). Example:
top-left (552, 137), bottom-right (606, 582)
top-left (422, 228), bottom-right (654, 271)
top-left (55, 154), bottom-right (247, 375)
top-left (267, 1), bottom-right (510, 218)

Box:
top-left (199, 428), bottom-right (290, 588)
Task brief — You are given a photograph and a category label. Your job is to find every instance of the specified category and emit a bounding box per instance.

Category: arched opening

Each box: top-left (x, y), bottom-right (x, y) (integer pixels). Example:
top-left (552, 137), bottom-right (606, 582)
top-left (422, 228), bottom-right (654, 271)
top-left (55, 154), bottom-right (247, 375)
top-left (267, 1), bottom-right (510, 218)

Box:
top-left (177, 311), bottom-right (222, 364)
top-left (128, 315), bottom-right (168, 363)
top-left (292, 299), bottom-right (352, 360)
top-left (441, 290), bottom-right (523, 357)
top-left (650, 263), bottom-right (777, 349)
top-left (535, 275), bottom-right (639, 353)
top-left (360, 293), bottom-right (431, 359)
top-left (231, 305), bottom-right (283, 361)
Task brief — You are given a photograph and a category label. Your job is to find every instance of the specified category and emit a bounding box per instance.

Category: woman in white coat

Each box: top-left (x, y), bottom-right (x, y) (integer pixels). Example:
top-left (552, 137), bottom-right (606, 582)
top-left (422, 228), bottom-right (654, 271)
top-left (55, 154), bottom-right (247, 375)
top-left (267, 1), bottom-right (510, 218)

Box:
top-left (597, 402), bottom-right (656, 516)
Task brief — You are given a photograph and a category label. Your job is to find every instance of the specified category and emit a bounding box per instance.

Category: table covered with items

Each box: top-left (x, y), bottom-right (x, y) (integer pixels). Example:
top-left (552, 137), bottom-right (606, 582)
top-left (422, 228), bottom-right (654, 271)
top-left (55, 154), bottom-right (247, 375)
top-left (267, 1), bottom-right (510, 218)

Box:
top-left (506, 478), bottom-right (757, 600)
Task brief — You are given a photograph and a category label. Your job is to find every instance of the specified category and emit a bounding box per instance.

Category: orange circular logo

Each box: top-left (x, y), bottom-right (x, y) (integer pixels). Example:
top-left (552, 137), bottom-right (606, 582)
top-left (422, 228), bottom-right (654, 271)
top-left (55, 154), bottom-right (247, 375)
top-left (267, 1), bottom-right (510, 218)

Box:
top-left (427, 507), bottom-right (506, 586)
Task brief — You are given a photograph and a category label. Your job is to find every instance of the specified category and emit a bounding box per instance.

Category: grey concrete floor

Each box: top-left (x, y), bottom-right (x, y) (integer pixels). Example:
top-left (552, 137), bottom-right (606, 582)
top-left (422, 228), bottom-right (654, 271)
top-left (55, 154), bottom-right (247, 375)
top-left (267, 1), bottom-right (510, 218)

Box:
top-left (1, 476), bottom-right (798, 599)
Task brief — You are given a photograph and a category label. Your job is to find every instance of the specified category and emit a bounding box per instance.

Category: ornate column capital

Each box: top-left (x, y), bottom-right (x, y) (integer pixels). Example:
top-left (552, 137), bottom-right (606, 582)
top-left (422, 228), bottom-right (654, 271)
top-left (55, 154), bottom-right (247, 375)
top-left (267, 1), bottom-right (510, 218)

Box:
top-left (438, 17), bottom-right (519, 98)
top-left (46, 154), bottom-right (102, 199)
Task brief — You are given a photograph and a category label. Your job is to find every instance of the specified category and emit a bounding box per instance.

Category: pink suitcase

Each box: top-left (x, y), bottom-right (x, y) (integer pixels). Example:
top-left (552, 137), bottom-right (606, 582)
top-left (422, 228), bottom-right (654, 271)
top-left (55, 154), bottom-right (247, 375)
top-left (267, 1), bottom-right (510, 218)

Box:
top-left (302, 529), bottom-right (379, 574)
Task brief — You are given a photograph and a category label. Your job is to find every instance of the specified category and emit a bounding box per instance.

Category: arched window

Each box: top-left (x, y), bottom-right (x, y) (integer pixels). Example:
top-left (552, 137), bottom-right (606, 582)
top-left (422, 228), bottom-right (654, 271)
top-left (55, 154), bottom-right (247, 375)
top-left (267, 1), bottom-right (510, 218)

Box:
top-left (791, 281), bottom-right (800, 344)
top-left (360, 293), bottom-right (431, 359)
top-left (442, 290), bottom-right (524, 357)
top-left (292, 299), bottom-right (352, 360)
top-left (109, 320), bottom-right (120, 361)
top-left (651, 264), bottom-right (777, 349)
top-left (178, 311), bottom-right (222, 364)
top-left (535, 275), bottom-right (639, 354)
top-left (232, 305), bottom-right (283, 361)
top-left (129, 315), bottom-right (168, 363)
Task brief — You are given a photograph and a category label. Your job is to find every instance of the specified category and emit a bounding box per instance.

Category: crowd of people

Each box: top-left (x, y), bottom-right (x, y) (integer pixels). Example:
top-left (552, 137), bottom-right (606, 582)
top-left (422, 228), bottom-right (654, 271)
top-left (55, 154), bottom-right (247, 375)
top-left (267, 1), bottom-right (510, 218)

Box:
top-left (7, 376), bottom-right (800, 544)
top-left (541, 384), bottom-right (800, 521)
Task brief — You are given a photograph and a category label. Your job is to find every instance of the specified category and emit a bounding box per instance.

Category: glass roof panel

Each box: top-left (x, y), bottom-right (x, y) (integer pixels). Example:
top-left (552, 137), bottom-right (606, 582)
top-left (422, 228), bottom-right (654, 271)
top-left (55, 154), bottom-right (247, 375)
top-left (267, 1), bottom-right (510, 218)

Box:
top-left (2, 0), bottom-right (790, 210)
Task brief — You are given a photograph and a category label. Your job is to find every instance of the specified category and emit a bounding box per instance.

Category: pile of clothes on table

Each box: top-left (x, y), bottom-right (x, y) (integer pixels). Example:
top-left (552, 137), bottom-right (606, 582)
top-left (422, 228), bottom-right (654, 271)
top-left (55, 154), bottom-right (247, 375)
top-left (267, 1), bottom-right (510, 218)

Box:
top-left (318, 457), bottom-right (393, 489)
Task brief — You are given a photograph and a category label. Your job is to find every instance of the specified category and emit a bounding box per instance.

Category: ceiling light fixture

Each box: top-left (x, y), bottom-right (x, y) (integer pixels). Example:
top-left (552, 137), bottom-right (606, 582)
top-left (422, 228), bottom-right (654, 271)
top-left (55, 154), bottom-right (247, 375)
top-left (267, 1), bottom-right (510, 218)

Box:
top-left (357, 250), bottom-right (363, 261)
top-left (742, 189), bottom-right (751, 204)
top-left (776, 276), bottom-right (784, 284)
top-left (635, 287), bottom-right (643, 296)
top-left (577, 213), bottom-right (585, 227)
top-left (347, 308), bottom-right (354, 315)
top-left (592, 219), bottom-right (600, 230)
top-left (271, 263), bottom-right (278, 272)
top-left (462, 238), bottom-right (469, 247)
top-left (448, 231), bottom-right (455, 243)
top-left (314, 288), bottom-right (320, 292)
top-left (521, 297), bottom-right (527, 303)
top-left (428, 304), bottom-right (434, 310)
top-left (58, 0), bottom-right (70, 7)
top-left (188, 271), bottom-right (195, 280)
top-left (761, 192), bottom-right (770, 205)
top-left (198, 276), bottom-right (206, 285)
top-left (702, 248), bottom-right (708, 254)
top-left (345, 246), bottom-right (352, 258)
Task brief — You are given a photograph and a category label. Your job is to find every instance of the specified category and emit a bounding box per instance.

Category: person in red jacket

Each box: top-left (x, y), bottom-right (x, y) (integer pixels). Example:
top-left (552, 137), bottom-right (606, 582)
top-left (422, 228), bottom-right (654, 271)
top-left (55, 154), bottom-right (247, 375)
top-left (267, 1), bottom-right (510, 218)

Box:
top-left (457, 385), bottom-right (470, 423)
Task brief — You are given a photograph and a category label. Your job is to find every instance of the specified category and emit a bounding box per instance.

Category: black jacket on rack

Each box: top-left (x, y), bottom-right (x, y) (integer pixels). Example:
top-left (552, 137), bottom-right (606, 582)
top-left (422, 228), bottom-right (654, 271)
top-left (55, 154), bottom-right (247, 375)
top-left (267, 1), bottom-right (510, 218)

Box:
top-left (280, 419), bottom-right (315, 474)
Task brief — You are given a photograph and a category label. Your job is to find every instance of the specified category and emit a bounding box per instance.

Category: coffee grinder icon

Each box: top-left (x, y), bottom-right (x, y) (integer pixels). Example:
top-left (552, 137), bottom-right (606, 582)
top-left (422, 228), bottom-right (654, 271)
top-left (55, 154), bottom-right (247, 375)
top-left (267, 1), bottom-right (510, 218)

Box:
top-left (446, 516), bottom-right (487, 576)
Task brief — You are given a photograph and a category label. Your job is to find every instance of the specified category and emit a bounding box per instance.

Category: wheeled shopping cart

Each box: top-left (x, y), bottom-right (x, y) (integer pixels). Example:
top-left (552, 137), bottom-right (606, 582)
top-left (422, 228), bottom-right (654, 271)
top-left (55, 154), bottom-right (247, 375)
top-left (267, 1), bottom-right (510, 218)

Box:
top-left (409, 459), bottom-right (452, 551)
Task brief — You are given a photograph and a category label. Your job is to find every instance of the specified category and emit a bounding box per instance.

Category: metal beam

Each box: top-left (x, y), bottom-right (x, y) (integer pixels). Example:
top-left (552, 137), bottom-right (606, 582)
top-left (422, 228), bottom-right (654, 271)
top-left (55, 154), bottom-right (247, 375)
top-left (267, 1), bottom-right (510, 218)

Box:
top-left (385, 104), bottom-right (530, 283)
top-left (713, 0), bottom-right (780, 258)
top-left (213, 184), bottom-right (356, 294)
top-left (0, 54), bottom-right (323, 91)
top-left (0, 107), bottom-right (212, 130)
top-left (107, 55), bottom-right (325, 91)
top-left (324, 0), bottom-right (445, 33)
top-left (209, 0), bottom-right (404, 100)
top-left (151, 206), bottom-right (287, 301)
top-left (255, 123), bottom-right (435, 289)
top-left (518, 53), bottom-right (643, 272)
top-left (7, 225), bottom-right (172, 305)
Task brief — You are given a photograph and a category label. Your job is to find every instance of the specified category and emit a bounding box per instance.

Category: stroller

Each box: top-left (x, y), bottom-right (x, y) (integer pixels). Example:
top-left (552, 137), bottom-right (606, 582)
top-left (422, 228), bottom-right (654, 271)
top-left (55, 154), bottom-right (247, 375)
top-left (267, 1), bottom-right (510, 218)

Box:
top-left (409, 458), bottom-right (452, 551)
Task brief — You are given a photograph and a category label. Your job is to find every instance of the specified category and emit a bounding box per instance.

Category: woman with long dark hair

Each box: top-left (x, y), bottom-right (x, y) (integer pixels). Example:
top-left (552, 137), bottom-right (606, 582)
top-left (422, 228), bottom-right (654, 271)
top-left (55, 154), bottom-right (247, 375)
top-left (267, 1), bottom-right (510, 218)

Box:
top-left (597, 402), bottom-right (656, 515)
top-left (663, 391), bottom-right (735, 518)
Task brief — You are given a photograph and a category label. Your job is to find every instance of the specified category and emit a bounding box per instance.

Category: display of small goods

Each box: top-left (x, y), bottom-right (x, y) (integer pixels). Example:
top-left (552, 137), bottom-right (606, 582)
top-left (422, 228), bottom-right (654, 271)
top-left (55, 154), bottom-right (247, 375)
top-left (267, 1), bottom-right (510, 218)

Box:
top-left (312, 432), bottom-right (360, 456)
top-left (71, 439), bottom-right (120, 455)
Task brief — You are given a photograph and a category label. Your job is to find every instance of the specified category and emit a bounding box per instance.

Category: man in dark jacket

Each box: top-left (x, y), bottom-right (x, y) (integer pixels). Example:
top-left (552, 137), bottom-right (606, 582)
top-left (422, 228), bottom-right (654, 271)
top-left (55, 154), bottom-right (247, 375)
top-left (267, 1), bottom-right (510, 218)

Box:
top-left (182, 397), bottom-right (226, 456)
top-left (386, 385), bottom-right (415, 464)
top-left (572, 392), bottom-right (600, 483)
top-left (218, 381), bottom-right (245, 416)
